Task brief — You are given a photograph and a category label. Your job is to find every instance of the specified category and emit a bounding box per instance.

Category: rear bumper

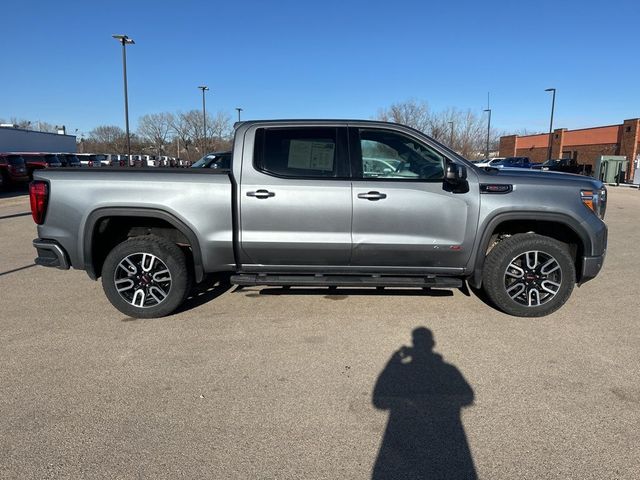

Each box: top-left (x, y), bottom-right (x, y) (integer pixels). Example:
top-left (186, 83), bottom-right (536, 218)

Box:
top-left (33, 238), bottom-right (70, 270)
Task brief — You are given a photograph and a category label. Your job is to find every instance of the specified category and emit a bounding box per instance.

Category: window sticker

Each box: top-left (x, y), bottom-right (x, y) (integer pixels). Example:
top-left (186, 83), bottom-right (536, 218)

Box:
top-left (288, 140), bottom-right (335, 171)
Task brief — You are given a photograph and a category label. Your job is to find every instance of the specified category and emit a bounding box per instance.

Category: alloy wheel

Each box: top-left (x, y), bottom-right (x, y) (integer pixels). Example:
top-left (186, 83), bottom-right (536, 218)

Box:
top-left (114, 252), bottom-right (172, 308)
top-left (504, 250), bottom-right (562, 307)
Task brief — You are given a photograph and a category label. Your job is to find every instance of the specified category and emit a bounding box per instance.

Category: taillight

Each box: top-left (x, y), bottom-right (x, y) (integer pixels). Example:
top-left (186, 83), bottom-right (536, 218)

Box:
top-left (29, 181), bottom-right (49, 225)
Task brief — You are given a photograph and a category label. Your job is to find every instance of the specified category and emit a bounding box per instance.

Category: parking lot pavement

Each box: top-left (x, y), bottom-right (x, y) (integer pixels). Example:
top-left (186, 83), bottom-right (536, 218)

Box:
top-left (1, 188), bottom-right (639, 479)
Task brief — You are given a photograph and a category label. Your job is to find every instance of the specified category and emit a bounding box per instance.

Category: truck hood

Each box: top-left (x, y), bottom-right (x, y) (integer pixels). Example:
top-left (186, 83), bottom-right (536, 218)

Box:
top-left (477, 167), bottom-right (604, 188)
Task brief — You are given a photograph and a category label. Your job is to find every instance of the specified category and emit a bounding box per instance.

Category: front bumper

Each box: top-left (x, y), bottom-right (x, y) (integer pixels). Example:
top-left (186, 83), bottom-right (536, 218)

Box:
top-left (579, 252), bottom-right (605, 285)
top-left (33, 238), bottom-right (70, 270)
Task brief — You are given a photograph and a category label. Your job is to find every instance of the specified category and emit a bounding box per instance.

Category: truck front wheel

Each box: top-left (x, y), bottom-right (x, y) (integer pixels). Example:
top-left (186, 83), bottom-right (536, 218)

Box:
top-left (102, 235), bottom-right (191, 318)
top-left (482, 233), bottom-right (575, 317)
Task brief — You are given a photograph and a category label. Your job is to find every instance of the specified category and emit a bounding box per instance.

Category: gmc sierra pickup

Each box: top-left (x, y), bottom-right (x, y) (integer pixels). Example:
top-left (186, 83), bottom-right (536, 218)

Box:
top-left (30, 120), bottom-right (608, 318)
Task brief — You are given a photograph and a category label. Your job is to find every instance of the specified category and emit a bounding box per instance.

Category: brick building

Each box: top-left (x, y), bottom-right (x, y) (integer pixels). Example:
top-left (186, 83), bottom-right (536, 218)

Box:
top-left (499, 118), bottom-right (640, 180)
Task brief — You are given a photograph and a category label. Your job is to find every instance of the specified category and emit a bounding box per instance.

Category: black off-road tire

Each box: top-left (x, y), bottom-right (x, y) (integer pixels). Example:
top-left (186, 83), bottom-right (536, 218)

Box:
top-left (102, 235), bottom-right (192, 318)
top-left (482, 233), bottom-right (575, 317)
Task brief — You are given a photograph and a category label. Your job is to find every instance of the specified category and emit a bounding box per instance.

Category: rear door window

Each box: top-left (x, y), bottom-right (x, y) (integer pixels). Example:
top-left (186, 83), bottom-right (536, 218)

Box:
top-left (254, 127), bottom-right (348, 178)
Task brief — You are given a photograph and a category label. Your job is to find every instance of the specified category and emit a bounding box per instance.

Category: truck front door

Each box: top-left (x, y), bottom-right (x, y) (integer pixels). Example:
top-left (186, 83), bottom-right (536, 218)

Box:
top-left (349, 127), bottom-right (479, 269)
top-left (239, 125), bottom-right (352, 267)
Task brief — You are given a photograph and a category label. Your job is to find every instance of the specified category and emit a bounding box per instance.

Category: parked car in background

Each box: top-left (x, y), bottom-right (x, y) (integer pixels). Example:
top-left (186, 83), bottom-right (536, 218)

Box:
top-left (103, 154), bottom-right (120, 166)
top-left (493, 156), bottom-right (535, 169)
top-left (128, 155), bottom-right (143, 167)
top-left (191, 152), bottom-right (232, 170)
top-left (77, 154), bottom-right (103, 167)
top-left (57, 153), bottom-right (81, 168)
top-left (536, 158), bottom-right (592, 175)
top-left (22, 153), bottom-right (62, 178)
top-left (474, 157), bottom-right (504, 168)
top-left (143, 155), bottom-right (159, 167)
top-left (0, 153), bottom-right (30, 189)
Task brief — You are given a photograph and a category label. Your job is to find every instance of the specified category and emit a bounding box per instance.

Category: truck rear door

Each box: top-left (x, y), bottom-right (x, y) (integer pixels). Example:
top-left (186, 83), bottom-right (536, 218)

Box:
top-left (238, 125), bottom-right (352, 267)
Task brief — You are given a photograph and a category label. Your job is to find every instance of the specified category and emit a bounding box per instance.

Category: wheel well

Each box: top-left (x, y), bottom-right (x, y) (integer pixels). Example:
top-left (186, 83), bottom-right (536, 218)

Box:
top-left (484, 219), bottom-right (584, 279)
top-left (91, 216), bottom-right (193, 279)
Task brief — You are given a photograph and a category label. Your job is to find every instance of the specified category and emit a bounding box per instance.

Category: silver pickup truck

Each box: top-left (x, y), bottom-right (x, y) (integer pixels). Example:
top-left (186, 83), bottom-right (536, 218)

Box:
top-left (30, 120), bottom-right (608, 318)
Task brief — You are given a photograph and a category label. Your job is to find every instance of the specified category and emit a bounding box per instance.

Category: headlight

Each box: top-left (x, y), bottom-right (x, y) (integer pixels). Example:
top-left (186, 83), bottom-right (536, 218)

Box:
top-left (581, 187), bottom-right (607, 219)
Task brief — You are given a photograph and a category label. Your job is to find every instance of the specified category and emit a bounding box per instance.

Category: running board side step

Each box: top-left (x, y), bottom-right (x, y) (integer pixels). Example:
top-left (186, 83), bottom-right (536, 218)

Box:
top-left (230, 274), bottom-right (463, 289)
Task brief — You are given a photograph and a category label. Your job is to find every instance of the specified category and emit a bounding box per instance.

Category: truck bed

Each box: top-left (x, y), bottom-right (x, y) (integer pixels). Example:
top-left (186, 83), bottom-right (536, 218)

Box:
top-left (34, 168), bottom-right (236, 274)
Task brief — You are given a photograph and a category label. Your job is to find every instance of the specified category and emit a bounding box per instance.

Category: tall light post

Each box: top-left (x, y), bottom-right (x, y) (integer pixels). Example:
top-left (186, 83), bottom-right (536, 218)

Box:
top-left (448, 121), bottom-right (454, 147)
top-left (236, 107), bottom-right (243, 122)
top-left (483, 108), bottom-right (492, 159)
top-left (112, 34), bottom-right (135, 158)
top-left (198, 85), bottom-right (209, 154)
top-left (545, 88), bottom-right (556, 161)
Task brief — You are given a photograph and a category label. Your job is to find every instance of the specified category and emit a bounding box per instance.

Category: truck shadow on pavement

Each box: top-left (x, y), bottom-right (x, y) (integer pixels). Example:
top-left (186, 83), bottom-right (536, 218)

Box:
top-left (372, 327), bottom-right (477, 480)
top-left (176, 274), bottom-right (234, 314)
top-left (122, 274), bottom-right (234, 321)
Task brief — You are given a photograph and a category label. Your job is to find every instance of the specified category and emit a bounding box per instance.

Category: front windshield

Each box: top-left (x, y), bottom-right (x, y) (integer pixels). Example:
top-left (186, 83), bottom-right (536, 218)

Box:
top-left (192, 154), bottom-right (216, 168)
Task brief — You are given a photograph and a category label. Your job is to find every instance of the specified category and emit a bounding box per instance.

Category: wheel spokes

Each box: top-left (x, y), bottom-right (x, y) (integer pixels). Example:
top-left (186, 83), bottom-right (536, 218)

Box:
top-left (114, 252), bottom-right (172, 308)
top-left (115, 278), bottom-right (135, 292)
top-left (504, 250), bottom-right (562, 308)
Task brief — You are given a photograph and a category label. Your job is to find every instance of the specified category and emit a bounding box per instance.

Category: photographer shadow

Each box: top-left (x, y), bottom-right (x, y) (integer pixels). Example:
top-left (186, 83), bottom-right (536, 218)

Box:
top-left (372, 327), bottom-right (476, 480)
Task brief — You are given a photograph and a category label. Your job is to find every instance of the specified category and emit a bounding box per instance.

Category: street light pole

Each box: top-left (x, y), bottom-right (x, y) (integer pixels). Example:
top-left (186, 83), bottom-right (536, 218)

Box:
top-left (545, 88), bottom-right (556, 161)
top-left (448, 121), bottom-right (454, 147)
top-left (236, 107), bottom-right (243, 122)
top-left (483, 108), bottom-right (492, 159)
top-left (198, 85), bottom-right (209, 154)
top-left (112, 34), bottom-right (135, 158)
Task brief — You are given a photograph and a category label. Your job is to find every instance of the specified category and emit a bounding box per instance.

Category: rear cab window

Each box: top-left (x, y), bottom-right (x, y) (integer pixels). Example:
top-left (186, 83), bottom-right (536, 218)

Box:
top-left (254, 127), bottom-right (349, 178)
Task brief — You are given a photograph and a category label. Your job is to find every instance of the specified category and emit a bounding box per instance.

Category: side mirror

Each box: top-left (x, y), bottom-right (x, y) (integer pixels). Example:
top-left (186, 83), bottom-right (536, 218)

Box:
top-left (445, 163), bottom-right (467, 182)
top-left (444, 163), bottom-right (469, 193)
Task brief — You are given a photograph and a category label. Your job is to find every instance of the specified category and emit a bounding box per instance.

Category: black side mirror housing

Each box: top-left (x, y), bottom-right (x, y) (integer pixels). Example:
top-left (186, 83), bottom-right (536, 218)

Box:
top-left (444, 163), bottom-right (469, 193)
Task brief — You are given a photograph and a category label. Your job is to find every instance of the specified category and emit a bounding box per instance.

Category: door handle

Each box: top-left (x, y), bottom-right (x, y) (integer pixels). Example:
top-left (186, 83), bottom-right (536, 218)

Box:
top-left (357, 191), bottom-right (387, 201)
top-left (247, 189), bottom-right (275, 199)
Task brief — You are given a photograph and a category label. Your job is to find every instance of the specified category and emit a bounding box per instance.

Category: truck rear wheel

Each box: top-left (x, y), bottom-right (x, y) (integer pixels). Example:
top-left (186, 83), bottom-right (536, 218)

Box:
top-left (482, 233), bottom-right (575, 317)
top-left (102, 235), bottom-right (191, 318)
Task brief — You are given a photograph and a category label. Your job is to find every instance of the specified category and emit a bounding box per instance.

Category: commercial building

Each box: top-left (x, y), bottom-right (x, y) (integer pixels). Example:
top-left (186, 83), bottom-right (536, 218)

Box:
top-left (0, 125), bottom-right (76, 153)
top-left (499, 118), bottom-right (639, 181)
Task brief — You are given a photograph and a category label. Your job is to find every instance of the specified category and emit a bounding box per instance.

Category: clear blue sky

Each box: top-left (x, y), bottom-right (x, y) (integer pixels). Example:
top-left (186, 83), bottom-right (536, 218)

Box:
top-left (1, 0), bottom-right (638, 136)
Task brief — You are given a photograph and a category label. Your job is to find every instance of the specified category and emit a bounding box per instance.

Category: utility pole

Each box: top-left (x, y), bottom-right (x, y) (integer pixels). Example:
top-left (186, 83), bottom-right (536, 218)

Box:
top-left (236, 107), bottom-right (243, 122)
top-left (483, 108), bottom-right (492, 159)
top-left (545, 88), bottom-right (556, 161)
top-left (112, 34), bottom-right (135, 158)
top-left (198, 85), bottom-right (209, 154)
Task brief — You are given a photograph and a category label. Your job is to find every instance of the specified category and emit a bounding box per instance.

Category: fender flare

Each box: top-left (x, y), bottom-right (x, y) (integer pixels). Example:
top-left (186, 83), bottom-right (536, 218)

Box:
top-left (83, 207), bottom-right (204, 283)
top-left (469, 211), bottom-right (592, 288)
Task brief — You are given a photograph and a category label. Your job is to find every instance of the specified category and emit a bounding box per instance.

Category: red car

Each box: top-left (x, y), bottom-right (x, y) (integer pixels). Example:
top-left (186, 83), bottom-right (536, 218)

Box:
top-left (0, 153), bottom-right (30, 190)
top-left (21, 153), bottom-right (63, 179)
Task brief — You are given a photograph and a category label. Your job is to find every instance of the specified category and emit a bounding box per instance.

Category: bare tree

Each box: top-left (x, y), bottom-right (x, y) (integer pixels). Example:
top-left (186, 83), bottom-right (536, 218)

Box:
top-left (86, 125), bottom-right (127, 153)
top-left (7, 117), bottom-right (33, 129)
top-left (376, 99), bottom-right (501, 160)
top-left (137, 113), bottom-right (174, 156)
top-left (377, 99), bottom-right (431, 133)
top-left (208, 111), bottom-right (233, 150)
top-left (172, 110), bottom-right (202, 161)
top-left (35, 121), bottom-right (58, 133)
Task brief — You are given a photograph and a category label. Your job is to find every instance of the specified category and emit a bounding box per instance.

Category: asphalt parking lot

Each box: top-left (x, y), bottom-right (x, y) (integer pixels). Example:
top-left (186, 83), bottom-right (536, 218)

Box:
top-left (1, 187), bottom-right (639, 479)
